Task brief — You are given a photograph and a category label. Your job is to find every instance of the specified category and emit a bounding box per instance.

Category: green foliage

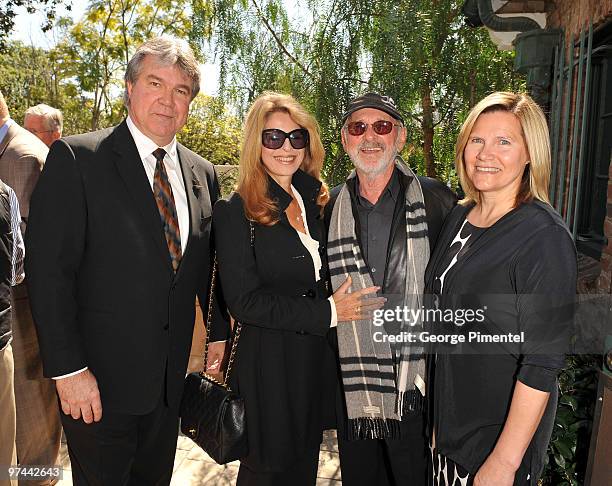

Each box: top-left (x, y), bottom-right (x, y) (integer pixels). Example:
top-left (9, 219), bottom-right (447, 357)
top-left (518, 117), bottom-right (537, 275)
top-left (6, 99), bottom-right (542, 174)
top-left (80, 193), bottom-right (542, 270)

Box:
top-left (0, 39), bottom-right (242, 166)
top-left (178, 94), bottom-right (242, 166)
top-left (541, 355), bottom-right (600, 486)
top-left (0, 40), bottom-right (102, 134)
top-left (216, 165), bottom-right (239, 196)
top-left (192, 0), bottom-right (525, 186)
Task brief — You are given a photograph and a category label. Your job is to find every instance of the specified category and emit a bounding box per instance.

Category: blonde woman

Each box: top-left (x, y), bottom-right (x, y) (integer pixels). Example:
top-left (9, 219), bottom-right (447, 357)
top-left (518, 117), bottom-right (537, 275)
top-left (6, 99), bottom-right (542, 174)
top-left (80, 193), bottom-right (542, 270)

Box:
top-left (424, 92), bottom-right (576, 485)
top-left (212, 92), bottom-right (383, 486)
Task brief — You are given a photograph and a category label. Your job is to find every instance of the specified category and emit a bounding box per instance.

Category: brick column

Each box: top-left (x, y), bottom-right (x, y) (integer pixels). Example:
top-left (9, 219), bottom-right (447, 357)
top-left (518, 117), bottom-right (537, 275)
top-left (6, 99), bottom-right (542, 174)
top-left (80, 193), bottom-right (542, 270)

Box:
top-left (598, 161), bottom-right (612, 292)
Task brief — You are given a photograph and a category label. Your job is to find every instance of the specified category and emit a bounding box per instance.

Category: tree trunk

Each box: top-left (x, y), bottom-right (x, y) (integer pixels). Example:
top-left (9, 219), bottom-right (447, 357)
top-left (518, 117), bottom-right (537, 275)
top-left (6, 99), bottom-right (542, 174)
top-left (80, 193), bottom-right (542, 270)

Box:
top-left (92, 88), bottom-right (100, 131)
top-left (421, 82), bottom-right (436, 179)
top-left (469, 69), bottom-right (476, 108)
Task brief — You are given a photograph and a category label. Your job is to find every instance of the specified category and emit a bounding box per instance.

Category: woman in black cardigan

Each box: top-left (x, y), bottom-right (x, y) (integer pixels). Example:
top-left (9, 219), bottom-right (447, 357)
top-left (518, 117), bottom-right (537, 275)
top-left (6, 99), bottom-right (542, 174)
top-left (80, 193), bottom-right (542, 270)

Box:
top-left (424, 92), bottom-right (576, 486)
top-left (212, 92), bottom-right (384, 486)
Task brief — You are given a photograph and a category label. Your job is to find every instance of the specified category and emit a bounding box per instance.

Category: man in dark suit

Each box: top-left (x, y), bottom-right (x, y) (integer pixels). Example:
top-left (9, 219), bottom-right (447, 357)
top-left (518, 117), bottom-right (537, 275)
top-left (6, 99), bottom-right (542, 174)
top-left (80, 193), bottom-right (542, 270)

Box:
top-left (25, 36), bottom-right (226, 485)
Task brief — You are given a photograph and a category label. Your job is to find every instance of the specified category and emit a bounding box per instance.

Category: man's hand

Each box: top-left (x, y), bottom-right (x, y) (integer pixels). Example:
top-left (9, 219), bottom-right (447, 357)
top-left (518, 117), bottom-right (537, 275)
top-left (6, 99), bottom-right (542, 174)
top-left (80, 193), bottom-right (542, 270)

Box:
top-left (206, 340), bottom-right (228, 373)
top-left (56, 369), bottom-right (102, 424)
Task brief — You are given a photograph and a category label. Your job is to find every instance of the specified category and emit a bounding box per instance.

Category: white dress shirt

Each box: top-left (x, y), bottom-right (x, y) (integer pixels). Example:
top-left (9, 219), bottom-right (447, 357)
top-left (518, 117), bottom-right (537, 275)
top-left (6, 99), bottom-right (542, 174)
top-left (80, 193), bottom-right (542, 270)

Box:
top-left (126, 116), bottom-right (189, 254)
top-left (54, 118), bottom-right (191, 379)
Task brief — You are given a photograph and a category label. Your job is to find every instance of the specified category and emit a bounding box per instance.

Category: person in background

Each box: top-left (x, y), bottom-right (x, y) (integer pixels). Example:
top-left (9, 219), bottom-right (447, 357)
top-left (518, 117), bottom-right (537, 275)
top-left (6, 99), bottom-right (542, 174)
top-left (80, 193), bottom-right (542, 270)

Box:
top-left (0, 90), bottom-right (59, 486)
top-left (24, 104), bottom-right (63, 148)
top-left (325, 92), bottom-right (456, 486)
top-left (0, 177), bottom-right (25, 486)
top-left (212, 91), bottom-right (384, 486)
top-left (424, 91), bottom-right (576, 486)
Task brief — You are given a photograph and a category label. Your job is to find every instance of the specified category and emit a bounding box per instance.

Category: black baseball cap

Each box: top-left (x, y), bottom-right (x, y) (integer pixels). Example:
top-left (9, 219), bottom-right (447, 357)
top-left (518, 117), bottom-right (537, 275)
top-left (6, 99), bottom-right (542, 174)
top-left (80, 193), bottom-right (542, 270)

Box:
top-left (342, 92), bottom-right (404, 124)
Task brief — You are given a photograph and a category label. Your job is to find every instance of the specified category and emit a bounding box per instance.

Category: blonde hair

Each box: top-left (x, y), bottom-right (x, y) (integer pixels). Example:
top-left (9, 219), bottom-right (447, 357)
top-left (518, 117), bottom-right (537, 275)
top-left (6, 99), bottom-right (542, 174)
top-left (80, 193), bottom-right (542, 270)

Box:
top-left (455, 91), bottom-right (551, 206)
top-left (237, 91), bottom-right (328, 225)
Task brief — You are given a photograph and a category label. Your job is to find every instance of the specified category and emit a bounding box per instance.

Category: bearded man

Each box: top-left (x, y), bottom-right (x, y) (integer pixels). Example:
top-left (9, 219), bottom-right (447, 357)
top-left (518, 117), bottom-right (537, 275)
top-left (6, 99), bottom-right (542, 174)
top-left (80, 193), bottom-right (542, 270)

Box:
top-left (325, 92), bottom-right (456, 486)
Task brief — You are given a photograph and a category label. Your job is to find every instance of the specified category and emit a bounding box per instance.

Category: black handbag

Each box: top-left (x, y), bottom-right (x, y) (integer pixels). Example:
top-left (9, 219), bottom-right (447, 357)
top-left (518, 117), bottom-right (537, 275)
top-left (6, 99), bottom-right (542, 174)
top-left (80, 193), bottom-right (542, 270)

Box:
top-left (179, 249), bottom-right (248, 464)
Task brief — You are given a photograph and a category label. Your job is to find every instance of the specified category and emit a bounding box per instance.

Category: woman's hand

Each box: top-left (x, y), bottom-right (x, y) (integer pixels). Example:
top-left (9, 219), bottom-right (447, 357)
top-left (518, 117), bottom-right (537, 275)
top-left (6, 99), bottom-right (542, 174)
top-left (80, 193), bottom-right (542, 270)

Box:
top-left (332, 276), bottom-right (386, 322)
top-left (473, 452), bottom-right (517, 486)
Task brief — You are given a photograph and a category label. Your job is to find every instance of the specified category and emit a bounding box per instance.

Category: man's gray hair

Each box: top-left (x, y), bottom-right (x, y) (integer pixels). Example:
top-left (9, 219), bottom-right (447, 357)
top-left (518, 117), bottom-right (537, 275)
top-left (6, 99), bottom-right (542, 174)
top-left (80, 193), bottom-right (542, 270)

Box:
top-left (123, 36), bottom-right (201, 106)
top-left (25, 104), bottom-right (63, 132)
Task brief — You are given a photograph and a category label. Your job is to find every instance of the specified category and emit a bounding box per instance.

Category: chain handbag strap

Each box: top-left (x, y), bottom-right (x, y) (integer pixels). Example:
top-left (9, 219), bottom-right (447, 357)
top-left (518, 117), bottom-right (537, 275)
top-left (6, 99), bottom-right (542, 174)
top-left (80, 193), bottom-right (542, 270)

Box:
top-left (202, 220), bottom-right (254, 389)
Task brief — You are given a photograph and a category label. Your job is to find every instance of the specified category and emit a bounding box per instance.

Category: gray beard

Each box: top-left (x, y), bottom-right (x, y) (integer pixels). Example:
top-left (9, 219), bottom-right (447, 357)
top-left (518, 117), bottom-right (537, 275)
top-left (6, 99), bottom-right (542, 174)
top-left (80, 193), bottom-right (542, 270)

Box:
top-left (352, 149), bottom-right (398, 177)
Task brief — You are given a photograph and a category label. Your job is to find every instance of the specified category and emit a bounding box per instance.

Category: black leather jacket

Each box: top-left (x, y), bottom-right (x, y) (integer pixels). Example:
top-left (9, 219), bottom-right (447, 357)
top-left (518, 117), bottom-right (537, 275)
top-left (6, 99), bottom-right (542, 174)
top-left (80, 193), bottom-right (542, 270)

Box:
top-left (324, 167), bottom-right (457, 297)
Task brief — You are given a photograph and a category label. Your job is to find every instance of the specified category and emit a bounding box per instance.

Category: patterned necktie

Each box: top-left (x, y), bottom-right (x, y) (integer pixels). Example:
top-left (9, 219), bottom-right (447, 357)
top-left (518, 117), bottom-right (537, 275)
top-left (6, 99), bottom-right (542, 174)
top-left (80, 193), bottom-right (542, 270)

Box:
top-left (152, 148), bottom-right (182, 272)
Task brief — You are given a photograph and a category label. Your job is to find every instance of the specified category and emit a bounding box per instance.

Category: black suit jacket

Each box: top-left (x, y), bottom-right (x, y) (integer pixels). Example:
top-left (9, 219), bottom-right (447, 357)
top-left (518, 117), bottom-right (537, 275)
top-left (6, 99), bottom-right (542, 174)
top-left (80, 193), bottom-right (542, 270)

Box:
top-left (25, 120), bottom-right (222, 414)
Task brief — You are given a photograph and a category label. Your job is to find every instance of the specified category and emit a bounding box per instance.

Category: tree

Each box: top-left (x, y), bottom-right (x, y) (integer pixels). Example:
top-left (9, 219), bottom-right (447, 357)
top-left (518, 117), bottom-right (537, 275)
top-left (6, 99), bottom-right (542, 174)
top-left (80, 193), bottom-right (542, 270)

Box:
top-left (0, 40), bottom-right (89, 132)
top-left (0, 0), bottom-right (70, 49)
top-left (193, 0), bottom-right (524, 186)
top-left (178, 94), bottom-right (242, 167)
top-left (367, 0), bottom-right (525, 178)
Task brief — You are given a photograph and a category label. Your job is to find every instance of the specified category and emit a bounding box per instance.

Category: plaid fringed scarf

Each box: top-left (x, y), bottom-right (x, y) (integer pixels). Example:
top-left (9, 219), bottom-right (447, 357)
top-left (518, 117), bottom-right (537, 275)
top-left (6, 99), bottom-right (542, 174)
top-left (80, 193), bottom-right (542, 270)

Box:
top-left (327, 159), bottom-right (429, 439)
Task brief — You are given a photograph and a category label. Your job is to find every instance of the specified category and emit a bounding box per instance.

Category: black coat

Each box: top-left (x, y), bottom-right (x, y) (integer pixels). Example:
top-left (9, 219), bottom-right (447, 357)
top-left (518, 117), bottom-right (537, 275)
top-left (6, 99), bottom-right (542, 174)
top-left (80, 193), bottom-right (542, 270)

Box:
top-left (25, 120), bottom-right (221, 414)
top-left (212, 169), bottom-right (337, 472)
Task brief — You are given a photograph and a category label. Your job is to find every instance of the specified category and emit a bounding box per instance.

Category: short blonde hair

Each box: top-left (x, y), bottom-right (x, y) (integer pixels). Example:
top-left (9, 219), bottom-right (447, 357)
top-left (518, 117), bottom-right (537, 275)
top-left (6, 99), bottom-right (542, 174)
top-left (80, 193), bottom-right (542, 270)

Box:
top-left (455, 91), bottom-right (551, 206)
top-left (237, 91), bottom-right (328, 225)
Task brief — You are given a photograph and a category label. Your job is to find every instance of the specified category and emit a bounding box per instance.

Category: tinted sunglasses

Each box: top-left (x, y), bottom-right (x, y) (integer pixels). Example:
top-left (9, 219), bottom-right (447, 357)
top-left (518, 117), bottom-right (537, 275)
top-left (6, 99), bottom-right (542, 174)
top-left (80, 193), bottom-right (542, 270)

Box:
top-left (346, 120), bottom-right (401, 136)
top-left (262, 128), bottom-right (309, 150)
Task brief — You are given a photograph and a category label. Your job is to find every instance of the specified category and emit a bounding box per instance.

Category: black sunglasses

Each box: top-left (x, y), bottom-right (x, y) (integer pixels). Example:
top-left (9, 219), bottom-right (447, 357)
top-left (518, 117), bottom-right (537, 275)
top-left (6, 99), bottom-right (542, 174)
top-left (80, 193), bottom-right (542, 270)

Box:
top-left (262, 128), bottom-right (309, 150)
top-left (346, 120), bottom-right (401, 136)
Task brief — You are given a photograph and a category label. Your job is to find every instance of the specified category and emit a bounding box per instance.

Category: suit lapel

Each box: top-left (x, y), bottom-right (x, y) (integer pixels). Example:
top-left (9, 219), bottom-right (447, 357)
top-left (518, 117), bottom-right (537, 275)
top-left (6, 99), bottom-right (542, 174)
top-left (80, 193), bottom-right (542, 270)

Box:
top-left (111, 121), bottom-right (172, 268)
top-left (304, 198), bottom-right (323, 243)
top-left (0, 125), bottom-right (18, 159)
top-left (174, 144), bottom-right (208, 280)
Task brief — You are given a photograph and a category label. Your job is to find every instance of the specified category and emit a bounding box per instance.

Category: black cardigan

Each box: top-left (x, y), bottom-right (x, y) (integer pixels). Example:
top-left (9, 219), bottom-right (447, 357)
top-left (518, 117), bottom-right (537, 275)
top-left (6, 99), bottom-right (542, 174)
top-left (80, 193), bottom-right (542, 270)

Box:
top-left (212, 169), bottom-right (337, 472)
top-left (424, 200), bottom-right (577, 474)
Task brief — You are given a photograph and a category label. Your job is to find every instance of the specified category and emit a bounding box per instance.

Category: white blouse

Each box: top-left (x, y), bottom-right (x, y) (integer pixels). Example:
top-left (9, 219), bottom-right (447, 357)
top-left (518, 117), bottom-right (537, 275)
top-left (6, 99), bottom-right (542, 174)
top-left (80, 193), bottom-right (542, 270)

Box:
top-left (291, 186), bottom-right (337, 327)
